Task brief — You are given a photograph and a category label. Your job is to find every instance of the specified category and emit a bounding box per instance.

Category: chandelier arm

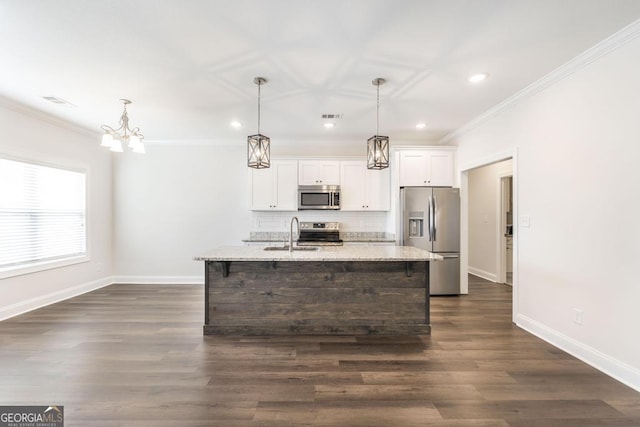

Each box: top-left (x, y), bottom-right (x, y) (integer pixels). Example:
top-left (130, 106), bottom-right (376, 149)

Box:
top-left (130, 127), bottom-right (144, 138)
top-left (102, 113), bottom-right (129, 135)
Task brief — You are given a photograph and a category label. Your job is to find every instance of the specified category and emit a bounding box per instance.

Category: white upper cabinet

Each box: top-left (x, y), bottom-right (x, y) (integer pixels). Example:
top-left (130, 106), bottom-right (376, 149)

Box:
top-left (398, 150), bottom-right (453, 187)
top-left (340, 160), bottom-right (390, 211)
top-left (298, 160), bottom-right (340, 185)
top-left (250, 160), bottom-right (298, 211)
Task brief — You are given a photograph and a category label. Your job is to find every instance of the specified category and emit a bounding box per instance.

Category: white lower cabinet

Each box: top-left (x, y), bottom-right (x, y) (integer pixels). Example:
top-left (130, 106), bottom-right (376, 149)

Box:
top-left (506, 236), bottom-right (513, 272)
top-left (250, 160), bottom-right (298, 211)
top-left (340, 160), bottom-right (390, 211)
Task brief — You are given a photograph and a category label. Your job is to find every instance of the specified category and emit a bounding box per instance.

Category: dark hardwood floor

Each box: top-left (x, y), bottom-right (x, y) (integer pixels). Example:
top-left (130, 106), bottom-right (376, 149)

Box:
top-left (1, 275), bottom-right (638, 426)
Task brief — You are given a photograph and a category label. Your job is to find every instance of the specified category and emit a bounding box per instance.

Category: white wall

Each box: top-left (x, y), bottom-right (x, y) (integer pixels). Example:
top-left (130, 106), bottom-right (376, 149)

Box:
top-left (468, 159), bottom-right (512, 281)
top-left (0, 99), bottom-right (113, 319)
top-left (455, 27), bottom-right (640, 390)
top-left (111, 142), bottom-right (410, 282)
top-left (112, 144), bottom-right (251, 282)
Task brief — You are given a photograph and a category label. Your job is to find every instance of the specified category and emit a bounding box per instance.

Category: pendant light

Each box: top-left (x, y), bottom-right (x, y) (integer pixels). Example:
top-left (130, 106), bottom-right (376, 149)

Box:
top-left (367, 78), bottom-right (389, 170)
top-left (247, 77), bottom-right (271, 169)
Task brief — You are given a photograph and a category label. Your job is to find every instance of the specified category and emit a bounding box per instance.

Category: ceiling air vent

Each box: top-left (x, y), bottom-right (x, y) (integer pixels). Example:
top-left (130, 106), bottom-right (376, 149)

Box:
top-left (321, 113), bottom-right (343, 119)
top-left (43, 96), bottom-right (75, 107)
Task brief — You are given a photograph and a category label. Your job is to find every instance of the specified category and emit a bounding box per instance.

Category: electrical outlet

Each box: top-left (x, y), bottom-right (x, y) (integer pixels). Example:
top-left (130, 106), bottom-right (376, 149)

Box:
top-left (573, 308), bottom-right (583, 325)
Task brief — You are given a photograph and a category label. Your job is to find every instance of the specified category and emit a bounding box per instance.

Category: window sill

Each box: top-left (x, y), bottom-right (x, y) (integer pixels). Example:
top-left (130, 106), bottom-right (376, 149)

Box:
top-left (0, 255), bottom-right (90, 280)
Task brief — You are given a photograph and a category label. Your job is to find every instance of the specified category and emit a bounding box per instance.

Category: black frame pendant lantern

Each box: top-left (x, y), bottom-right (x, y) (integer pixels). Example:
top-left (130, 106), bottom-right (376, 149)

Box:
top-left (367, 78), bottom-right (389, 170)
top-left (247, 77), bottom-right (271, 169)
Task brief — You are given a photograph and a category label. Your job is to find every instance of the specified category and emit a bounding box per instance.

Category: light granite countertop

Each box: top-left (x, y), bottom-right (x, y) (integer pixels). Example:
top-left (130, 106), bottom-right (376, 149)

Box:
top-left (194, 245), bottom-right (442, 262)
top-left (242, 231), bottom-right (396, 244)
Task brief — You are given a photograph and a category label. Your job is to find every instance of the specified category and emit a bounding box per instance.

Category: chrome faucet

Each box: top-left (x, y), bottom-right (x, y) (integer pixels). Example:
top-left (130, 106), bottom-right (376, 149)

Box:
top-left (289, 216), bottom-right (299, 252)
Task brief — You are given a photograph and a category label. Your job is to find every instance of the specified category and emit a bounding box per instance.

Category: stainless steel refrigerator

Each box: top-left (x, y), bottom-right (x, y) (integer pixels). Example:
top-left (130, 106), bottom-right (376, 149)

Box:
top-left (400, 187), bottom-right (460, 295)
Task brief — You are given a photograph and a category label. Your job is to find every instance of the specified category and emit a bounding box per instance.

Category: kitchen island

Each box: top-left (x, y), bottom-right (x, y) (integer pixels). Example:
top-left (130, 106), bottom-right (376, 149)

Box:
top-left (194, 245), bottom-right (441, 335)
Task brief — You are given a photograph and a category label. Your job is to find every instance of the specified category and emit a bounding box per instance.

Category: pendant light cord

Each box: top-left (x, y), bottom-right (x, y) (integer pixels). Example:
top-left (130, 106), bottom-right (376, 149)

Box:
top-left (257, 81), bottom-right (261, 134)
top-left (376, 82), bottom-right (380, 136)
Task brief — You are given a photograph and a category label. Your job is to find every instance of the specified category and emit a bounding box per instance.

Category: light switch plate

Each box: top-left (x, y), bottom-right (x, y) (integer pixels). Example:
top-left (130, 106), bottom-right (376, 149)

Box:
top-left (520, 215), bottom-right (530, 228)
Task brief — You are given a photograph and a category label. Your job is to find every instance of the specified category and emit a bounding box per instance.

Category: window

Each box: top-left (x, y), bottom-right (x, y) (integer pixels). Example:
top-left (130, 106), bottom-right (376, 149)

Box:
top-left (0, 157), bottom-right (87, 277)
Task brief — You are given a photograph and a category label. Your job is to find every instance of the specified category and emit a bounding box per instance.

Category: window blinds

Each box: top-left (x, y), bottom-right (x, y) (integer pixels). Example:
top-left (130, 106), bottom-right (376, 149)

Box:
top-left (0, 157), bottom-right (86, 270)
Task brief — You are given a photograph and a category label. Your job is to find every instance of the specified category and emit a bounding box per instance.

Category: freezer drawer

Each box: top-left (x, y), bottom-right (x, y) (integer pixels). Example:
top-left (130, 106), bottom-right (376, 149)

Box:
top-left (430, 254), bottom-right (460, 295)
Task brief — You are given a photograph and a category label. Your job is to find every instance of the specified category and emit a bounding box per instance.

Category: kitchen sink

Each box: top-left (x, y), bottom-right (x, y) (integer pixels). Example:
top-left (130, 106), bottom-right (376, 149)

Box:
top-left (263, 246), bottom-right (319, 251)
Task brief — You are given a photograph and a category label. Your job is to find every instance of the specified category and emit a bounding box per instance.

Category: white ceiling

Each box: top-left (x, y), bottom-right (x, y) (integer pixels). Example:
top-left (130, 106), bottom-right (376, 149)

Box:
top-left (2, 0), bottom-right (640, 148)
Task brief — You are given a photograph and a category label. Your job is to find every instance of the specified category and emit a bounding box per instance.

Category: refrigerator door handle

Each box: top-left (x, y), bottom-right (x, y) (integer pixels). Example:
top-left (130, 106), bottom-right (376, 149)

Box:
top-left (432, 195), bottom-right (437, 242)
top-left (399, 189), bottom-right (405, 245)
top-left (427, 195), bottom-right (434, 241)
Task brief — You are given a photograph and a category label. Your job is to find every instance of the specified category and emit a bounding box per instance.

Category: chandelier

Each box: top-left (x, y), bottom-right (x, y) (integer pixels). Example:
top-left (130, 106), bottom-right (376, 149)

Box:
top-left (247, 77), bottom-right (271, 169)
top-left (367, 78), bottom-right (389, 170)
top-left (100, 99), bottom-right (145, 153)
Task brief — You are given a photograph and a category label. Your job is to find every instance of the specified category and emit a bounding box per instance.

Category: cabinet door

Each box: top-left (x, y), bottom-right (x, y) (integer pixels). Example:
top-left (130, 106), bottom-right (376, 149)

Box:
top-left (298, 161), bottom-right (321, 185)
top-left (427, 152), bottom-right (453, 186)
top-left (506, 237), bottom-right (513, 272)
top-left (366, 167), bottom-right (390, 210)
top-left (250, 167), bottom-right (274, 210)
top-left (272, 161), bottom-right (298, 211)
top-left (319, 161), bottom-right (340, 185)
top-left (399, 152), bottom-right (428, 186)
top-left (340, 161), bottom-right (367, 210)
top-left (399, 150), bottom-right (453, 187)
top-left (340, 161), bottom-right (390, 211)
top-left (298, 160), bottom-right (340, 185)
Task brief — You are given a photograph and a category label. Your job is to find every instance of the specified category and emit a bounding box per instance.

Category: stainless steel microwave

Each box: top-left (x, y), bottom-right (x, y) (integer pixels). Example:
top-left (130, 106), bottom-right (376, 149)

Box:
top-left (298, 185), bottom-right (340, 210)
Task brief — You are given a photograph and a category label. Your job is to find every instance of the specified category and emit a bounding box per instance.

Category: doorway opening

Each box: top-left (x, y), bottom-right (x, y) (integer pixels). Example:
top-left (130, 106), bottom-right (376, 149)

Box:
top-left (499, 174), bottom-right (513, 285)
top-left (460, 152), bottom-right (516, 321)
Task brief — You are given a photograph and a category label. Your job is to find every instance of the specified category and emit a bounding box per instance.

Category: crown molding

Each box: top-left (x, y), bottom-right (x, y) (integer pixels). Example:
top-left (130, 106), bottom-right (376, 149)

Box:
top-left (439, 18), bottom-right (640, 145)
top-left (0, 95), bottom-right (98, 138)
top-left (391, 145), bottom-right (456, 152)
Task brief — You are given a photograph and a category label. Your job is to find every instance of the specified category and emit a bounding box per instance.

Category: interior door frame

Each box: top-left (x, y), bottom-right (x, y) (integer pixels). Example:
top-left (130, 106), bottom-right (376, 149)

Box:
top-left (497, 173), bottom-right (513, 284)
top-left (459, 148), bottom-right (518, 323)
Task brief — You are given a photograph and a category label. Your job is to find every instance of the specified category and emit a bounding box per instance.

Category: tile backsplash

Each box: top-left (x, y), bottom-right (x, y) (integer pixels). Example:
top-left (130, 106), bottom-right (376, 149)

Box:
top-left (251, 211), bottom-right (389, 233)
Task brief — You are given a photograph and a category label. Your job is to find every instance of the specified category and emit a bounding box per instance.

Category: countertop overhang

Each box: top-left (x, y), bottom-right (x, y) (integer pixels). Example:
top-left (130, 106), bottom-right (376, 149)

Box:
top-left (194, 245), bottom-right (442, 262)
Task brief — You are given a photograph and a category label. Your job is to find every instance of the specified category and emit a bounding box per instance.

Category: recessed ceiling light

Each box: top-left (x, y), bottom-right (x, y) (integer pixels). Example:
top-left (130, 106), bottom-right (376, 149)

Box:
top-left (415, 123), bottom-right (427, 130)
top-left (230, 121), bottom-right (242, 128)
top-left (323, 122), bottom-right (335, 129)
top-left (468, 73), bottom-right (488, 84)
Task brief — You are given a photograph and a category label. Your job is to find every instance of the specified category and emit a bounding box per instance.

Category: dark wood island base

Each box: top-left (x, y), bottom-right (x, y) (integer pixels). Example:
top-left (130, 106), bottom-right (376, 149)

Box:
top-left (204, 260), bottom-right (430, 335)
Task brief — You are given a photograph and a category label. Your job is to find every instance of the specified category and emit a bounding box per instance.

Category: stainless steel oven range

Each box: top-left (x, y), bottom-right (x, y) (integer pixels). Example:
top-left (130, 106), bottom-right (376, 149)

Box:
top-left (297, 222), bottom-right (343, 246)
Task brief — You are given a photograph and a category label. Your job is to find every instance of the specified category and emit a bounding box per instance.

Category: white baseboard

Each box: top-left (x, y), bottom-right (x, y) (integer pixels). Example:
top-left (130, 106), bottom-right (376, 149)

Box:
top-left (0, 275), bottom-right (204, 321)
top-left (0, 276), bottom-right (114, 321)
top-left (516, 313), bottom-right (640, 392)
top-left (111, 275), bottom-right (203, 285)
top-left (468, 267), bottom-right (497, 282)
